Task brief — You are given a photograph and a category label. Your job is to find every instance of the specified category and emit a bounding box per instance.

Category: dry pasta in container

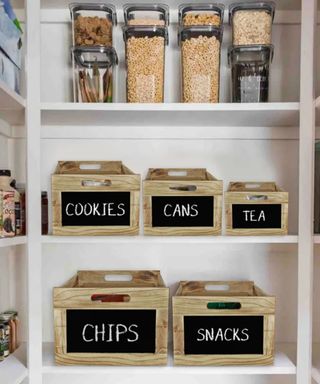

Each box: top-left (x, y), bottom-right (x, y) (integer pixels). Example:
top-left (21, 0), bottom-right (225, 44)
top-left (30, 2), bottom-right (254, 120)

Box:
top-left (229, 2), bottom-right (275, 46)
top-left (228, 44), bottom-right (274, 103)
top-left (178, 3), bottom-right (224, 27)
top-left (179, 26), bottom-right (223, 103)
top-left (69, 3), bottom-right (117, 47)
top-left (72, 46), bottom-right (118, 103)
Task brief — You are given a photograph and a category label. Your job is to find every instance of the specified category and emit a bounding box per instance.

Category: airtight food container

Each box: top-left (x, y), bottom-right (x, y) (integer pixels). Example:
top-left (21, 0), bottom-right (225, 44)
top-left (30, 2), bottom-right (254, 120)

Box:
top-left (228, 45), bottom-right (274, 103)
top-left (69, 3), bottom-right (117, 47)
top-left (229, 2), bottom-right (275, 46)
top-left (72, 46), bottom-right (118, 103)
top-left (123, 3), bottom-right (169, 26)
top-left (179, 26), bottom-right (223, 103)
top-left (178, 3), bottom-right (224, 27)
top-left (123, 25), bottom-right (168, 103)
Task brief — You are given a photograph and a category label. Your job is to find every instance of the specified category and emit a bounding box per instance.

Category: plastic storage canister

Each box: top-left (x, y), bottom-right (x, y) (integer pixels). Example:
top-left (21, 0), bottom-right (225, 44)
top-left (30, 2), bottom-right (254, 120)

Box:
top-left (179, 26), bottom-right (223, 103)
top-left (123, 3), bottom-right (169, 26)
top-left (178, 3), bottom-right (224, 27)
top-left (228, 45), bottom-right (274, 103)
top-left (229, 2), bottom-right (275, 46)
top-left (72, 46), bottom-right (118, 103)
top-left (69, 3), bottom-right (117, 47)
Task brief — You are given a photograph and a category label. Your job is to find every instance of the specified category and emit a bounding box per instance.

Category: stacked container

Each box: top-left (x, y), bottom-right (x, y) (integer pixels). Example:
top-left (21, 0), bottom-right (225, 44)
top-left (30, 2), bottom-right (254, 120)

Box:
top-left (228, 2), bottom-right (275, 103)
top-left (69, 3), bottom-right (118, 103)
top-left (123, 4), bottom-right (169, 103)
top-left (178, 4), bottom-right (224, 103)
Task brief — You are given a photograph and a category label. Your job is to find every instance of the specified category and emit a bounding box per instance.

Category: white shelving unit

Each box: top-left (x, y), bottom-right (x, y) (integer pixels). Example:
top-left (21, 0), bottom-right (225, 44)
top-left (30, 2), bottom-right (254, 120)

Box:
top-left (1, 0), bottom-right (319, 383)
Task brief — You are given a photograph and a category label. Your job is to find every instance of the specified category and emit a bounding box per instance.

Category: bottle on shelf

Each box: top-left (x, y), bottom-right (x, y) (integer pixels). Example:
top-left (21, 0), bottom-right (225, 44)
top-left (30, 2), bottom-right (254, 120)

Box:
top-left (0, 170), bottom-right (19, 238)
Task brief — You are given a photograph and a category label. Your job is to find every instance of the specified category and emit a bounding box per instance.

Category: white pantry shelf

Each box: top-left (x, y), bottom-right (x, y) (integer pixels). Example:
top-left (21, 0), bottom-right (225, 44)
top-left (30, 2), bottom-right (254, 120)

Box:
top-left (0, 236), bottom-right (27, 248)
top-left (42, 342), bottom-right (296, 376)
top-left (40, 102), bottom-right (300, 129)
top-left (0, 79), bottom-right (25, 126)
top-left (41, 235), bottom-right (298, 245)
top-left (0, 345), bottom-right (28, 384)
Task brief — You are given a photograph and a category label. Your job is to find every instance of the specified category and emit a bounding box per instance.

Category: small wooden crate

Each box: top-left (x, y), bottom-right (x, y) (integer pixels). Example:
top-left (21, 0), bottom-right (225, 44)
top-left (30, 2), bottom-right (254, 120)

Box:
top-left (143, 168), bottom-right (223, 235)
top-left (52, 161), bottom-right (140, 235)
top-left (225, 182), bottom-right (288, 236)
top-left (54, 270), bottom-right (169, 366)
top-left (173, 280), bottom-right (275, 366)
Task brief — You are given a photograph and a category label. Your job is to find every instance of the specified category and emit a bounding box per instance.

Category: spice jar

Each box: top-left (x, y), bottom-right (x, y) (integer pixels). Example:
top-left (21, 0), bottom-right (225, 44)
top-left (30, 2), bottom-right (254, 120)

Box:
top-left (179, 26), bottom-right (223, 103)
top-left (41, 192), bottom-right (48, 235)
top-left (124, 3), bottom-right (169, 26)
top-left (3, 311), bottom-right (19, 352)
top-left (228, 44), bottom-right (274, 103)
top-left (72, 46), bottom-right (118, 103)
top-left (0, 318), bottom-right (10, 359)
top-left (179, 3), bottom-right (224, 27)
top-left (0, 170), bottom-right (19, 237)
top-left (229, 2), bottom-right (275, 46)
top-left (69, 3), bottom-right (117, 47)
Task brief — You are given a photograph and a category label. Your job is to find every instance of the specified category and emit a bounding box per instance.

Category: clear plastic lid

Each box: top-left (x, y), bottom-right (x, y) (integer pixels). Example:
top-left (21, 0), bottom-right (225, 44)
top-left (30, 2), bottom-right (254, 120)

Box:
top-left (123, 25), bottom-right (169, 45)
top-left (228, 44), bottom-right (274, 65)
top-left (123, 3), bottom-right (169, 26)
top-left (69, 3), bottom-right (117, 25)
top-left (229, 2), bottom-right (275, 24)
top-left (72, 46), bottom-right (118, 68)
top-left (178, 25), bottom-right (223, 46)
top-left (178, 3), bottom-right (225, 27)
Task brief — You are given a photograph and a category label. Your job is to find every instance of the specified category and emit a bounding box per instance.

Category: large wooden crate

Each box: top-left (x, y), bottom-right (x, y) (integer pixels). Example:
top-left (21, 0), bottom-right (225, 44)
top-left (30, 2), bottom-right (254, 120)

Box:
top-left (173, 280), bottom-right (275, 366)
top-left (54, 270), bottom-right (169, 366)
top-left (52, 161), bottom-right (140, 235)
top-left (144, 168), bottom-right (223, 235)
top-left (225, 182), bottom-right (288, 236)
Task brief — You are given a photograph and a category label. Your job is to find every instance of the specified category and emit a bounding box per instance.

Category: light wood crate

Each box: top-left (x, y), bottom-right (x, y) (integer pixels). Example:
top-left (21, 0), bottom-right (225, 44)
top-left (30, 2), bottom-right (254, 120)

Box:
top-left (225, 182), bottom-right (288, 236)
top-left (143, 168), bottom-right (223, 235)
top-left (173, 280), bottom-right (275, 366)
top-left (52, 161), bottom-right (140, 235)
top-left (54, 270), bottom-right (169, 366)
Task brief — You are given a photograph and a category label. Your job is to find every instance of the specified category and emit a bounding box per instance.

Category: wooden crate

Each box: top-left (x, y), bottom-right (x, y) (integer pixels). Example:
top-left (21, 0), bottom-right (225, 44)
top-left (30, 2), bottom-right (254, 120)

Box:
top-left (52, 161), bottom-right (140, 235)
top-left (143, 168), bottom-right (223, 235)
top-left (54, 270), bottom-right (169, 366)
top-left (225, 182), bottom-right (288, 236)
top-left (173, 280), bottom-right (275, 366)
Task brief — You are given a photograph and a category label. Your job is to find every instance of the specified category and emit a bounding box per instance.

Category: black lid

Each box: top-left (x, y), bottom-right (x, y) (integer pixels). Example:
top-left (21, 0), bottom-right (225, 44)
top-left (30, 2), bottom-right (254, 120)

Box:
top-left (228, 44), bottom-right (274, 65)
top-left (123, 25), bottom-right (169, 45)
top-left (69, 3), bottom-right (117, 25)
top-left (229, 2), bottom-right (276, 24)
top-left (0, 170), bottom-right (11, 177)
top-left (123, 3), bottom-right (170, 26)
top-left (72, 46), bottom-right (119, 68)
top-left (178, 3), bottom-right (225, 26)
top-left (178, 25), bottom-right (223, 46)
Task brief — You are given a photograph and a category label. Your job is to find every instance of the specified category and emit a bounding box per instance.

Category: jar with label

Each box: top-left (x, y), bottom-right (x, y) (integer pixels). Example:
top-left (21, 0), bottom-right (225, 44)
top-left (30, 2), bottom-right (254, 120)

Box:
top-left (179, 3), bottom-right (224, 27)
top-left (69, 3), bottom-right (117, 47)
top-left (0, 319), bottom-right (10, 359)
top-left (228, 45), bottom-right (274, 103)
top-left (229, 2), bottom-right (275, 46)
top-left (179, 26), bottom-right (223, 103)
top-left (3, 311), bottom-right (19, 352)
top-left (0, 170), bottom-right (19, 237)
top-left (123, 4), bottom-right (169, 103)
top-left (72, 46), bottom-right (118, 103)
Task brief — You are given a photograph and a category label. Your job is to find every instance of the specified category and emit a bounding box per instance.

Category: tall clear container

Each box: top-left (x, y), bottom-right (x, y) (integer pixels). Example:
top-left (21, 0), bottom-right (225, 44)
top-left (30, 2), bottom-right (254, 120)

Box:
top-left (179, 26), bottom-right (223, 103)
top-left (72, 46), bottom-right (118, 103)
top-left (229, 2), bottom-right (275, 46)
top-left (178, 3), bottom-right (224, 27)
top-left (69, 3), bottom-right (117, 47)
top-left (123, 3), bottom-right (169, 26)
top-left (228, 45), bottom-right (274, 103)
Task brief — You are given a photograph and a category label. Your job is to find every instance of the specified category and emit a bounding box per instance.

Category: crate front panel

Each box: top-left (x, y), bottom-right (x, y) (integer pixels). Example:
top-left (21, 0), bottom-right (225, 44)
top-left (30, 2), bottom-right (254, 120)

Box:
top-left (54, 288), bottom-right (168, 366)
top-left (225, 192), bottom-right (288, 236)
top-left (52, 175), bottom-right (140, 235)
top-left (144, 180), bottom-right (222, 235)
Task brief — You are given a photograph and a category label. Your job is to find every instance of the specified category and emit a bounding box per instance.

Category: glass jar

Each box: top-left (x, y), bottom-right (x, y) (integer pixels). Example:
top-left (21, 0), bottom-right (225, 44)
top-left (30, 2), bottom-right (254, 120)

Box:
top-left (0, 170), bottom-right (19, 238)
top-left (72, 46), bottom-right (118, 103)
top-left (3, 311), bottom-right (19, 352)
top-left (179, 3), bottom-right (224, 27)
top-left (123, 25), bottom-right (168, 103)
top-left (0, 319), bottom-right (10, 358)
top-left (228, 45), bottom-right (274, 103)
top-left (69, 3), bottom-right (117, 47)
top-left (229, 2), bottom-right (275, 46)
top-left (179, 26), bottom-right (223, 103)
top-left (123, 4), bottom-right (169, 26)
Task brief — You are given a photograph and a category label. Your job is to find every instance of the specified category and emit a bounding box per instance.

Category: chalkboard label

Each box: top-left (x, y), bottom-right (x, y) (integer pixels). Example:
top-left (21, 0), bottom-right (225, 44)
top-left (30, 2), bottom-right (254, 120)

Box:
top-left (232, 204), bottom-right (281, 229)
top-left (184, 315), bottom-right (264, 355)
top-left (61, 192), bottom-right (130, 227)
top-left (66, 309), bottom-right (156, 353)
top-left (152, 196), bottom-right (214, 227)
